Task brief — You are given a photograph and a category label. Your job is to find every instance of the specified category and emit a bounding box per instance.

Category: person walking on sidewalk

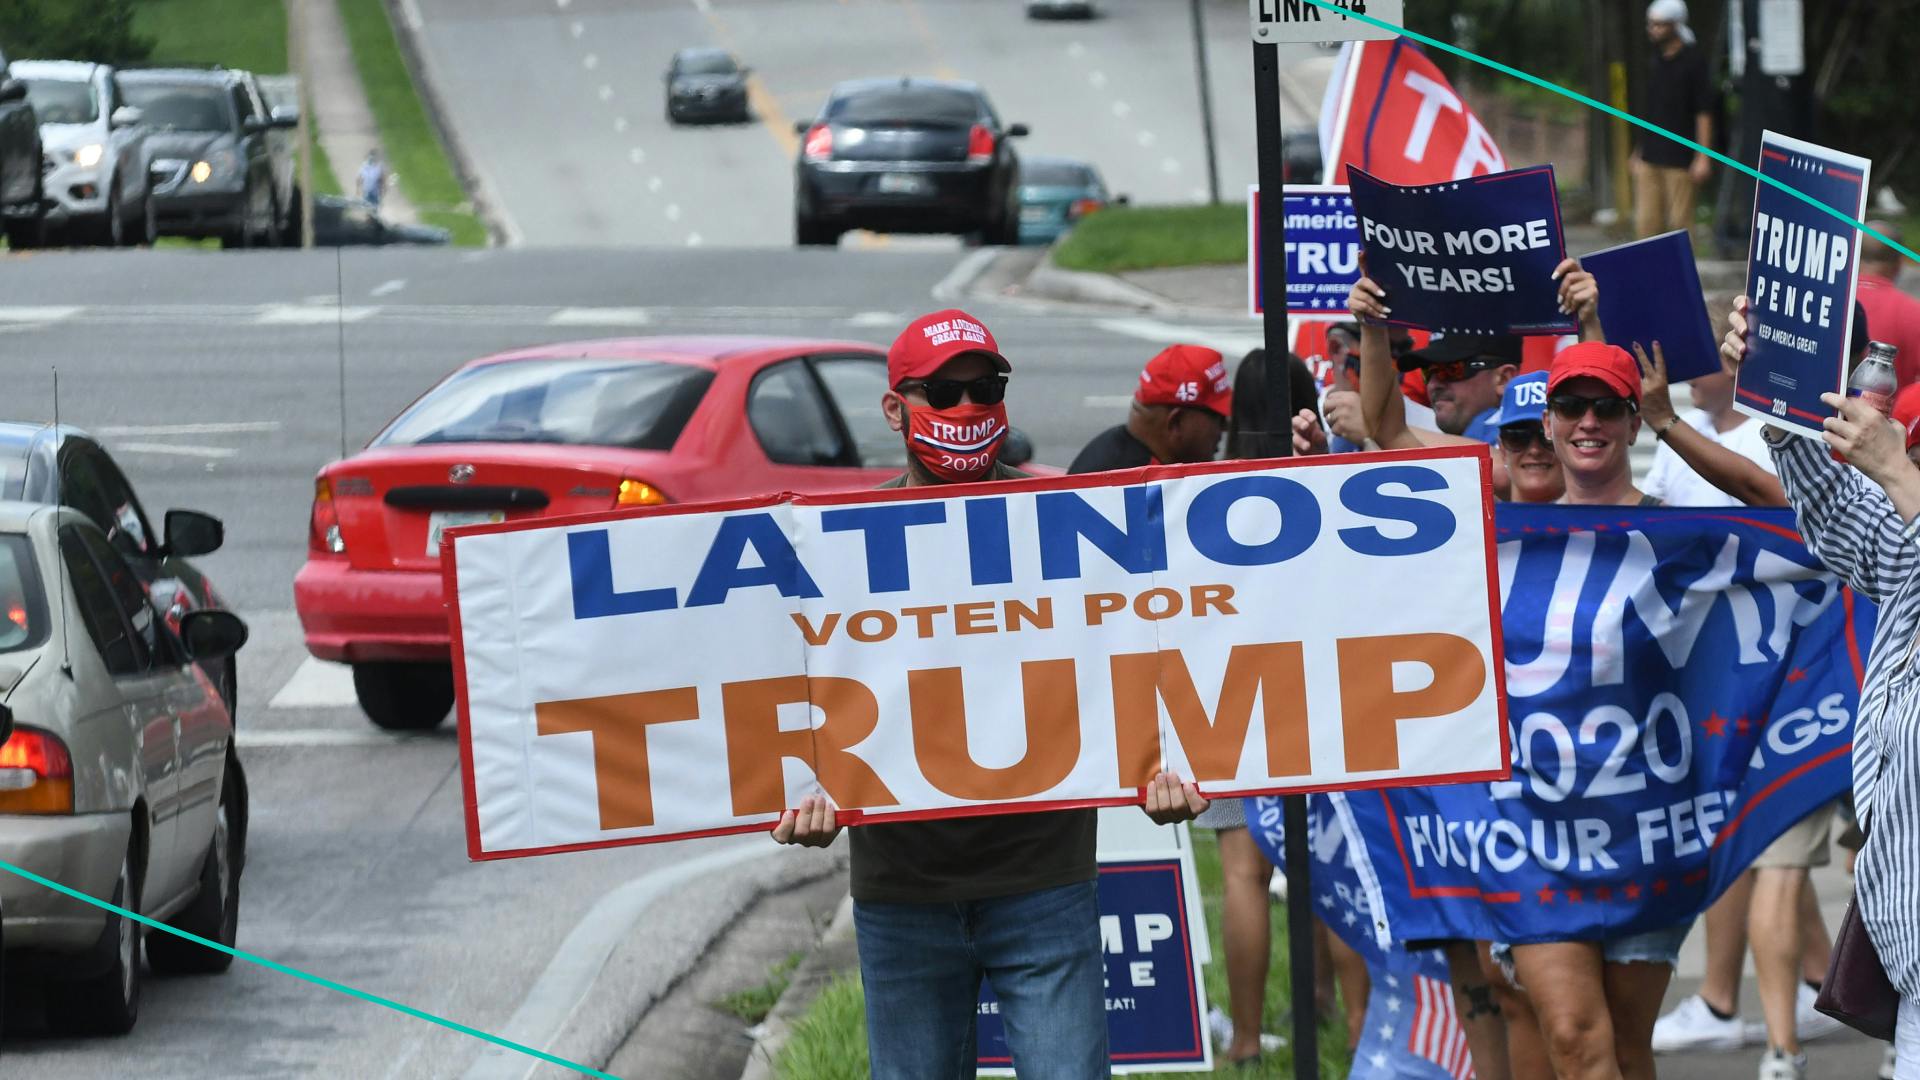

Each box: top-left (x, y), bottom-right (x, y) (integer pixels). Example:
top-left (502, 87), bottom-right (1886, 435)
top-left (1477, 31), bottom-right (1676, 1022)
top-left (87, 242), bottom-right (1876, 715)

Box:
top-left (358, 149), bottom-right (387, 211)
top-left (772, 308), bottom-right (1210, 1080)
top-left (1632, 0), bottom-right (1715, 238)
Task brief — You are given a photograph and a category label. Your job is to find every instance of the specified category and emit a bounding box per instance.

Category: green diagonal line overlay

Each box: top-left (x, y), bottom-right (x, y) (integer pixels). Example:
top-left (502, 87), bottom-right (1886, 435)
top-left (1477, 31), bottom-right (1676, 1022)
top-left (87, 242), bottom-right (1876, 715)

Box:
top-left (1298, 0), bottom-right (1920, 267)
top-left (0, 859), bottom-right (622, 1079)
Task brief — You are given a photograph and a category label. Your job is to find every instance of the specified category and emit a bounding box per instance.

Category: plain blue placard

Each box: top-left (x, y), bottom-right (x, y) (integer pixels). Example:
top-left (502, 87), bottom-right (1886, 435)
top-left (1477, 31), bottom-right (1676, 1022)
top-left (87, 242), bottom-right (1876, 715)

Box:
top-left (1582, 230), bottom-right (1720, 383)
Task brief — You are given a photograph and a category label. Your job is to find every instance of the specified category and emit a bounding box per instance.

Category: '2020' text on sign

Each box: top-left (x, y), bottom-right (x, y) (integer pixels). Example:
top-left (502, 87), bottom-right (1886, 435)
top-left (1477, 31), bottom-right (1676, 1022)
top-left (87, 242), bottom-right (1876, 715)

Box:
top-left (447, 450), bottom-right (1510, 860)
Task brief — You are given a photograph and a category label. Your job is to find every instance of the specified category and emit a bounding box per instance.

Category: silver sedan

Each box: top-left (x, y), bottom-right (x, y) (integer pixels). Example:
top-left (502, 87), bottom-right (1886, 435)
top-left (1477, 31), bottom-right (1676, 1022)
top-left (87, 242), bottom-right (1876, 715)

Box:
top-left (0, 502), bottom-right (248, 1036)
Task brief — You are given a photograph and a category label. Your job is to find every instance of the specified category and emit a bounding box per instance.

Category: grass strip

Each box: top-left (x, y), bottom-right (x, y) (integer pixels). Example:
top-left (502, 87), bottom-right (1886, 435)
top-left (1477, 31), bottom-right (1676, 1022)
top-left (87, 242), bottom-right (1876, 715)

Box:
top-left (134, 0), bottom-right (288, 73)
top-left (334, 0), bottom-right (487, 245)
top-left (716, 951), bottom-right (806, 1024)
top-left (1052, 203), bottom-right (1248, 274)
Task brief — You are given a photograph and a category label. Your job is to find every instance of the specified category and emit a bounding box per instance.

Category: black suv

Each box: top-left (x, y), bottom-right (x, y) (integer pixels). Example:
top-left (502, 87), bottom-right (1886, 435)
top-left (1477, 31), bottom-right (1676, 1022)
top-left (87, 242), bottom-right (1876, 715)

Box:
top-left (0, 47), bottom-right (46, 248)
top-left (116, 67), bottom-right (298, 248)
top-left (794, 78), bottom-right (1026, 247)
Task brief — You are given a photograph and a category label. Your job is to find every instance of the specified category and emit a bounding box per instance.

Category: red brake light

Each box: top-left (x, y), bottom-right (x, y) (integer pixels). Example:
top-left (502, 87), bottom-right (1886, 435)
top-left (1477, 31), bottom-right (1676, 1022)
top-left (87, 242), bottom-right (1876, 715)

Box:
top-left (1068, 198), bottom-right (1106, 221)
top-left (967, 124), bottom-right (994, 164)
top-left (309, 477), bottom-right (345, 555)
top-left (0, 727), bottom-right (75, 814)
top-left (5, 605), bottom-right (24, 630)
top-left (803, 124), bottom-right (833, 161)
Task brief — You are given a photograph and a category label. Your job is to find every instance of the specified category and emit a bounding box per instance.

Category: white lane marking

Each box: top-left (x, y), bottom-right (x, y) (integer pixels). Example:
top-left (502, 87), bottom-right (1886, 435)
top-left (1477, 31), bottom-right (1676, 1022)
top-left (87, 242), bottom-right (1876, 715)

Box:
top-left (268, 657), bottom-right (359, 709)
top-left (460, 841), bottom-right (768, 1080)
top-left (1088, 70), bottom-right (1106, 88)
top-left (1084, 394), bottom-right (1134, 408)
top-left (613, 116), bottom-right (629, 133)
top-left (548, 307), bottom-right (654, 326)
top-left (582, 53), bottom-right (599, 71)
top-left (647, 176), bottom-right (663, 193)
top-left (1112, 100), bottom-right (1131, 118)
top-left (686, 233), bottom-right (703, 247)
top-left (95, 421), bottom-right (281, 437)
top-left (570, 20), bottom-right (584, 37)
top-left (690, 0), bottom-right (712, 11)
top-left (664, 203), bottom-right (682, 222)
top-left (0, 306), bottom-right (80, 323)
top-left (369, 278), bottom-right (408, 298)
top-left (847, 311), bottom-right (901, 328)
top-left (598, 84), bottom-right (614, 102)
top-left (256, 304), bottom-right (379, 324)
top-left (1137, 130), bottom-right (1156, 147)
top-left (1068, 41), bottom-right (1085, 58)
top-left (1099, 317), bottom-right (1264, 359)
top-left (556, 0), bottom-right (570, 8)
top-left (1161, 157), bottom-right (1182, 173)
top-left (236, 729), bottom-right (444, 749)
top-left (628, 147), bottom-right (646, 164)
top-left (113, 442), bottom-right (238, 459)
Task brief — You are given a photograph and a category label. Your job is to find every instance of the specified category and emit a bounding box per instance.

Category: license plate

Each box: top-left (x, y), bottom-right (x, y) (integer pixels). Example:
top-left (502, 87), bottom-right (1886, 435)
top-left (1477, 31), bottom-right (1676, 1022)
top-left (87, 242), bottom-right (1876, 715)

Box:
top-left (426, 510), bottom-right (504, 555)
top-left (877, 173), bottom-right (929, 195)
top-left (1020, 205), bottom-right (1052, 222)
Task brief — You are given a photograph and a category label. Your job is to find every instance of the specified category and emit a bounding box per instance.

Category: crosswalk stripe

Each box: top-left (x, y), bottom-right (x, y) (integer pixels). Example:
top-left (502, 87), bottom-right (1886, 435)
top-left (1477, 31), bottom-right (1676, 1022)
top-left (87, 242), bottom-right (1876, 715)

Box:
top-left (0, 305), bottom-right (81, 323)
top-left (548, 307), bottom-right (653, 326)
top-left (267, 656), bottom-right (359, 709)
top-left (255, 304), bottom-right (380, 324)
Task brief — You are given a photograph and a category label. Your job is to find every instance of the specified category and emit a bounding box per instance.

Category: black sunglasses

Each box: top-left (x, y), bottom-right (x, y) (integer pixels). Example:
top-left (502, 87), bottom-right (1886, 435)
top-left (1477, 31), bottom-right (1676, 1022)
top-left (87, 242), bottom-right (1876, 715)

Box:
top-left (897, 375), bottom-right (1008, 409)
top-left (1497, 424), bottom-right (1550, 453)
top-left (1547, 394), bottom-right (1637, 423)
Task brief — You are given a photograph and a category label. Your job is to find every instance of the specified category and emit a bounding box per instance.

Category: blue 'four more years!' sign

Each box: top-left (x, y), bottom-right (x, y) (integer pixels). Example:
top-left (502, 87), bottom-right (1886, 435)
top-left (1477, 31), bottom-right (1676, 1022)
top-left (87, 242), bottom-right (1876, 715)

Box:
top-left (976, 857), bottom-right (1212, 1073)
top-left (1733, 131), bottom-right (1872, 438)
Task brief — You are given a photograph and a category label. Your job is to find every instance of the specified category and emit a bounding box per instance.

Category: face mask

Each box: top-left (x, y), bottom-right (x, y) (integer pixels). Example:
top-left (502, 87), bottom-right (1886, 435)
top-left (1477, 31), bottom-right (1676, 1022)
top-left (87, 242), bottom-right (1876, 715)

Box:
top-left (904, 400), bottom-right (1009, 483)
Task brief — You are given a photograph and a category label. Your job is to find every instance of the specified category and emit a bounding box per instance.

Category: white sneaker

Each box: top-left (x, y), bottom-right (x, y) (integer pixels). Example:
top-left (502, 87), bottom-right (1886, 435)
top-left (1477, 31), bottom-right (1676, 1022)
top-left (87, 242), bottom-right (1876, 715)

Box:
top-left (1882, 1045), bottom-right (1898, 1080)
top-left (1653, 994), bottom-right (1752, 1052)
top-left (1795, 982), bottom-right (1847, 1043)
top-left (1757, 1048), bottom-right (1807, 1080)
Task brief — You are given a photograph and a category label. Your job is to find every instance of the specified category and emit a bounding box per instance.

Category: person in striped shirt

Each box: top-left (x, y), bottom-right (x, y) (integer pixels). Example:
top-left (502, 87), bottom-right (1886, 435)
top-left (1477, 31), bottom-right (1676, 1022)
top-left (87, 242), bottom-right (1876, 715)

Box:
top-left (1724, 296), bottom-right (1919, 1079)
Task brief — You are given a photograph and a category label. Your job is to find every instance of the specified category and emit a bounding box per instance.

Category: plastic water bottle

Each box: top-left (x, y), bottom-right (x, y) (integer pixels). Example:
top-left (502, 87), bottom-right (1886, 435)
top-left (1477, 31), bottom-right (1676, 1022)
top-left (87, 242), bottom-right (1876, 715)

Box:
top-left (1847, 341), bottom-right (1899, 415)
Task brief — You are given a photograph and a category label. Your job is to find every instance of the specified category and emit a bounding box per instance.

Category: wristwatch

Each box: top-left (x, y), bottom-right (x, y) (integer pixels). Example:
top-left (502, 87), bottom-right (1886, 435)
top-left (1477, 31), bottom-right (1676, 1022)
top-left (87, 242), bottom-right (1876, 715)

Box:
top-left (1761, 424), bottom-right (1794, 447)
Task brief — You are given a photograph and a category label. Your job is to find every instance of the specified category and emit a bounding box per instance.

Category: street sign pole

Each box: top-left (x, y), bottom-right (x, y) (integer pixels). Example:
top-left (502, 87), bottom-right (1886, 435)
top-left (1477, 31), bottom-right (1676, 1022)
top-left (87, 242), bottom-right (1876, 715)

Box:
top-left (1190, 0), bottom-right (1223, 205)
top-left (1252, 33), bottom-right (1313, 1080)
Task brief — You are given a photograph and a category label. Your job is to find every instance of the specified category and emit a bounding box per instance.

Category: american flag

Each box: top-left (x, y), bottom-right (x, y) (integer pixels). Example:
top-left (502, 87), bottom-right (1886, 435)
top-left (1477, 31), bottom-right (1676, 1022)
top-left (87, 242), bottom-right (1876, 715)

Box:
top-left (1408, 973), bottom-right (1475, 1080)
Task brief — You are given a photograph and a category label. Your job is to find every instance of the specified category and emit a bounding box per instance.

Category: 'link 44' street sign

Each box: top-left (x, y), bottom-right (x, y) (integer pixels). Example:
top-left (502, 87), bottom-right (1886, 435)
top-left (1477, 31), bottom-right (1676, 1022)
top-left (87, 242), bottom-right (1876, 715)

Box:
top-left (1250, 0), bottom-right (1402, 43)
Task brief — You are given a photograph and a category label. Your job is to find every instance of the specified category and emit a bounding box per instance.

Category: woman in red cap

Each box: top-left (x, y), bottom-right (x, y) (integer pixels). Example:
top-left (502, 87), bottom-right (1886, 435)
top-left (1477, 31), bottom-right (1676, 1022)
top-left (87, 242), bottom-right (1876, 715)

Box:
top-left (1543, 342), bottom-right (1660, 507)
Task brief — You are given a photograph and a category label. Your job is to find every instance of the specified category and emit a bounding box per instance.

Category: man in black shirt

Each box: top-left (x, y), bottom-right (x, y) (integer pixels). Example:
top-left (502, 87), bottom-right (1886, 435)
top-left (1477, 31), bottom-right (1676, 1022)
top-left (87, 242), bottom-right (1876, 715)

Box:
top-left (773, 309), bottom-right (1209, 1080)
top-left (1633, 0), bottom-right (1715, 238)
top-left (1068, 343), bottom-right (1233, 474)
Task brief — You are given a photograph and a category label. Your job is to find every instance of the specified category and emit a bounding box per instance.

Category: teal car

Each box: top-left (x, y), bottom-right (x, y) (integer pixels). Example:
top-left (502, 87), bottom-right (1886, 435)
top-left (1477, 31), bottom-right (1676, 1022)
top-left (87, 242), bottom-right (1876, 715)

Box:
top-left (1015, 156), bottom-right (1120, 245)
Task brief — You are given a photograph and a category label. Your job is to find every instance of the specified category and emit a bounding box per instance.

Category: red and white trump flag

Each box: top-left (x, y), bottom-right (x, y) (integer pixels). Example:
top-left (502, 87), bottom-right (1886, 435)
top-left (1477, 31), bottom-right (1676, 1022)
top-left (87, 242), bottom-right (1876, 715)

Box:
top-left (1320, 40), bottom-right (1506, 186)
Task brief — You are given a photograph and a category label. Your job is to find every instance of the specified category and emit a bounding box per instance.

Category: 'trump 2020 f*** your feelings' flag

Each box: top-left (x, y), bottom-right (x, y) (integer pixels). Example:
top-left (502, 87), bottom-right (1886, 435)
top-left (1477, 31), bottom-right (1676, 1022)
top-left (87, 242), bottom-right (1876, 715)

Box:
top-left (1347, 165), bottom-right (1576, 337)
top-left (447, 451), bottom-right (1511, 860)
top-left (1734, 131), bottom-right (1872, 438)
top-left (1339, 505), bottom-right (1870, 946)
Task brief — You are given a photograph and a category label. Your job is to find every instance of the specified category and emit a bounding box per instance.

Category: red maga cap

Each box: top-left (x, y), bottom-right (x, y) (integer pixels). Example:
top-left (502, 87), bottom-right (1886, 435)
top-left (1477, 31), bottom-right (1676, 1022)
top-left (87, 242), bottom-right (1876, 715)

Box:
top-left (887, 309), bottom-right (1010, 386)
top-left (1547, 342), bottom-right (1642, 403)
top-left (1136, 344), bottom-right (1233, 418)
top-left (1894, 384), bottom-right (1920, 450)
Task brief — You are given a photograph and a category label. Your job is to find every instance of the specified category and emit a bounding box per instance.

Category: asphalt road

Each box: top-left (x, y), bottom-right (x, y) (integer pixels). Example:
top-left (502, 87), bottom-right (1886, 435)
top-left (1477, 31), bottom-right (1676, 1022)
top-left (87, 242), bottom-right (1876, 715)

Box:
top-left (0, 245), bottom-right (1256, 1077)
top-left (404, 0), bottom-right (1331, 247)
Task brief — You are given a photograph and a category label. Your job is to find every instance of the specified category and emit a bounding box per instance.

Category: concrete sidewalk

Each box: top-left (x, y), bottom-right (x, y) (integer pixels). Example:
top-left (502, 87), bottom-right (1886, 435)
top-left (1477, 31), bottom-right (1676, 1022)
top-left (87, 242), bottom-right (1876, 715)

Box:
top-left (292, 0), bottom-right (420, 224)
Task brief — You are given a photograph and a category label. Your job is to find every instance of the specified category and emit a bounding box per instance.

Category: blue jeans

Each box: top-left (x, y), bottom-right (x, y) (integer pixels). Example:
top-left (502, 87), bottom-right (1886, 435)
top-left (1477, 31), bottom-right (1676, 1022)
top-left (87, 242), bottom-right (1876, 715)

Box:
top-left (854, 880), bottom-right (1108, 1079)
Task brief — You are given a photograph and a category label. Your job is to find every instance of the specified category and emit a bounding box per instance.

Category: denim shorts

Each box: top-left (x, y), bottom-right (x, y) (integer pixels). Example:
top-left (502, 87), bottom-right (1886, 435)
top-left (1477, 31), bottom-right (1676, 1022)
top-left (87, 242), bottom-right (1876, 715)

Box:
top-left (1490, 918), bottom-right (1694, 987)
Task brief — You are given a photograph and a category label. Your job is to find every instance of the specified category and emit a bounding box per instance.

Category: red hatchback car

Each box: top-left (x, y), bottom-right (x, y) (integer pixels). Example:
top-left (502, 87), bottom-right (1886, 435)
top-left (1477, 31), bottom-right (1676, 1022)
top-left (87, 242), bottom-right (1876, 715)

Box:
top-left (295, 335), bottom-right (1046, 730)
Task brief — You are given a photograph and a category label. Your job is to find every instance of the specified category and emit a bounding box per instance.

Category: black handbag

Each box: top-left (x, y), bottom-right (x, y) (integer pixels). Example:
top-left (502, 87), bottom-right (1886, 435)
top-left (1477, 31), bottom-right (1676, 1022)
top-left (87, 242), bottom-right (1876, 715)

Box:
top-left (1815, 897), bottom-right (1900, 1042)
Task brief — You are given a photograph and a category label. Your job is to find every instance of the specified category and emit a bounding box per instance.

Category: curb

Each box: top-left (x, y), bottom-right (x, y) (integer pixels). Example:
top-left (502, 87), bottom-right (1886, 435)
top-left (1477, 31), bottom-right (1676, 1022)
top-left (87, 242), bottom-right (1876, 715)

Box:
top-left (1021, 235), bottom-right (1182, 314)
top-left (737, 892), bottom-right (859, 1080)
top-left (380, 0), bottom-right (521, 246)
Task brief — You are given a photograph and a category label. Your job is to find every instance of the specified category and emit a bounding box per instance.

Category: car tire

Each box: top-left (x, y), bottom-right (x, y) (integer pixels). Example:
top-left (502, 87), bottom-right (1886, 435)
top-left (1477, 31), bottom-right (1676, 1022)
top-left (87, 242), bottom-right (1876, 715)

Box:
top-left (147, 766), bottom-right (242, 975)
top-left (99, 184), bottom-right (125, 248)
top-left (795, 215), bottom-right (839, 247)
top-left (46, 848), bottom-right (141, 1036)
top-left (129, 194), bottom-right (158, 248)
top-left (354, 662), bottom-right (455, 731)
top-left (283, 186), bottom-right (304, 247)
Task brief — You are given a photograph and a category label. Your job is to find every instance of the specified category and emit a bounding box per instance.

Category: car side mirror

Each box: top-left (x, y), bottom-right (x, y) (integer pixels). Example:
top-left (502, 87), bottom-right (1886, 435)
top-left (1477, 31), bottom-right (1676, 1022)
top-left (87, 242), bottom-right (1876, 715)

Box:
top-left (180, 610), bottom-right (248, 663)
top-left (0, 80), bottom-right (24, 104)
top-left (110, 105), bottom-right (144, 128)
top-left (1114, 193), bottom-right (1131, 206)
top-left (242, 116), bottom-right (270, 134)
top-left (0, 702), bottom-right (12, 749)
top-left (164, 509), bottom-right (224, 557)
top-left (1005, 123), bottom-right (1030, 137)
top-left (738, 66), bottom-right (753, 76)
top-left (1003, 427), bottom-right (1035, 468)
top-left (270, 106), bottom-right (299, 128)
top-left (793, 119), bottom-right (811, 134)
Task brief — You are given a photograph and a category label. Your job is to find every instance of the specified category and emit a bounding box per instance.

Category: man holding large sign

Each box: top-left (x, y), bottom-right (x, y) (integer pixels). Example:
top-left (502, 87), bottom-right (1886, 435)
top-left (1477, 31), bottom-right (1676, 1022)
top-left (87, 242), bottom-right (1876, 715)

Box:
top-left (1347, 164), bottom-right (1577, 337)
top-left (1732, 131), bottom-right (1872, 437)
top-left (448, 310), bottom-right (1510, 1077)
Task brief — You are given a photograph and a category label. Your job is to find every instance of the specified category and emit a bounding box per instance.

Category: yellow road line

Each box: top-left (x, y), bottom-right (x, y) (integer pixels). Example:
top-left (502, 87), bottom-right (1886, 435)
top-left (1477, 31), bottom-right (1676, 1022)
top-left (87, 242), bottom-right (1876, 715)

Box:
top-left (895, 0), bottom-right (961, 81)
top-left (693, 4), bottom-right (800, 158)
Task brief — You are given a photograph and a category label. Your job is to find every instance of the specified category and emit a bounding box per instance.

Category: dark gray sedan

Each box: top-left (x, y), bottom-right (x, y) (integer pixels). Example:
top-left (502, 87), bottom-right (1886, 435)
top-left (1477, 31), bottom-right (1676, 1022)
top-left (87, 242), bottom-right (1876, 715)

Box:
top-left (665, 47), bottom-right (750, 124)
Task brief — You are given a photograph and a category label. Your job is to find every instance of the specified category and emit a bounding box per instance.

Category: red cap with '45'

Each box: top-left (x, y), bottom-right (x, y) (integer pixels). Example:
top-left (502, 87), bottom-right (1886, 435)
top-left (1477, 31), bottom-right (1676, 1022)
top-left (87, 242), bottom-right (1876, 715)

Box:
top-left (888, 309), bottom-right (1011, 387)
top-left (1136, 344), bottom-right (1232, 418)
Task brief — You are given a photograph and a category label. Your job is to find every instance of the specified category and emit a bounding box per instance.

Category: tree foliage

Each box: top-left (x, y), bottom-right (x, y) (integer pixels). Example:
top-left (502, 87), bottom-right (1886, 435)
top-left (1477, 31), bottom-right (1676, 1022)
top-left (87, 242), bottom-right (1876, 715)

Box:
top-left (0, 0), bottom-right (153, 66)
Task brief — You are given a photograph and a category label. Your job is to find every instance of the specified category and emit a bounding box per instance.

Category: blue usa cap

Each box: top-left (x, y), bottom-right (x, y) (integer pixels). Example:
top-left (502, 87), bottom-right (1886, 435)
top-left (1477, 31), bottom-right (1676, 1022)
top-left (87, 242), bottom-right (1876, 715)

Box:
top-left (1490, 371), bottom-right (1550, 428)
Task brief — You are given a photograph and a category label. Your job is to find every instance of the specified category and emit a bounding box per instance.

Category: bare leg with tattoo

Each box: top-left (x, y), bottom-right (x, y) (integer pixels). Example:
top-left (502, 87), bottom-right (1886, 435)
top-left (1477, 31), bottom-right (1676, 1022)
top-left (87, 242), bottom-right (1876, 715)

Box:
top-left (1448, 939), bottom-right (1512, 1080)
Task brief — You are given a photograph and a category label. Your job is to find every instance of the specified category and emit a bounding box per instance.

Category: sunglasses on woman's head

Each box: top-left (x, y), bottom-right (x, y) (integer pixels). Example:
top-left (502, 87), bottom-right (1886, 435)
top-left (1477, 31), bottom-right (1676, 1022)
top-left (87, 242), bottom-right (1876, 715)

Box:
top-left (897, 375), bottom-right (1008, 408)
top-left (1547, 394), bottom-right (1637, 422)
top-left (1497, 424), bottom-right (1550, 453)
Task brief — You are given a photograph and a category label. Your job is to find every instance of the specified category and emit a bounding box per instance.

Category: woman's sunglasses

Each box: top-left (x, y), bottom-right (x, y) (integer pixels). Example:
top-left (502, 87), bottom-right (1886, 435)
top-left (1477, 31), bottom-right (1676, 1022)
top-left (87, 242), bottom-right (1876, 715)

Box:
top-left (1547, 394), bottom-right (1637, 423)
top-left (897, 375), bottom-right (1009, 408)
top-left (1497, 424), bottom-right (1550, 453)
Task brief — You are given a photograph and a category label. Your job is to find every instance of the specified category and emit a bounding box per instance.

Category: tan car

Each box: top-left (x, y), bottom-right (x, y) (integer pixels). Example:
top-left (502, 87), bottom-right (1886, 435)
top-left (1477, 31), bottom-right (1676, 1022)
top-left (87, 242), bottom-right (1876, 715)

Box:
top-left (0, 502), bottom-right (248, 1035)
